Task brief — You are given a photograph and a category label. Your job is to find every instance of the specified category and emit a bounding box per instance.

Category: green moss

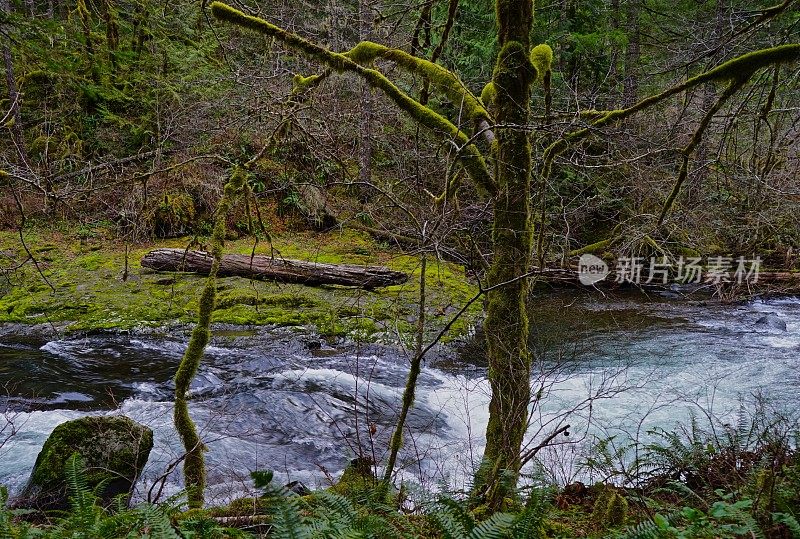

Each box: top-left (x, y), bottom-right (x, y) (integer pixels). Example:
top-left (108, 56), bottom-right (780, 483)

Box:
top-left (480, 82), bottom-right (496, 106)
top-left (0, 229), bottom-right (479, 342)
top-left (493, 41), bottom-right (536, 91)
top-left (21, 416), bottom-right (153, 510)
top-left (331, 457), bottom-right (377, 498)
top-left (218, 497), bottom-right (272, 516)
top-left (175, 508), bottom-right (214, 521)
top-left (699, 44), bottom-right (800, 84)
top-left (21, 70), bottom-right (52, 86)
top-left (291, 74), bottom-right (324, 95)
top-left (591, 486), bottom-right (628, 529)
top-left (579, 109), bottom-right (608, 121)
top-left (569, 236), bottom-right (616, 257)
top-left (345, 41), bottom-right (384, 65)
top-left (154, 193), bottom-right (196, 238)
top-left (215, 289), bottom-right (319, 310)
top-left (346, 41), bottom-right (490, 121)
top-left (529, 44), bottom-right (553, 82)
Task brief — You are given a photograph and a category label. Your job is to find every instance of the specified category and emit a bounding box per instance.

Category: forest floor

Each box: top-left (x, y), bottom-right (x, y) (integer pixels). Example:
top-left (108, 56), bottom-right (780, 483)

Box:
top-left (0, 227), bottom-right (479, 340)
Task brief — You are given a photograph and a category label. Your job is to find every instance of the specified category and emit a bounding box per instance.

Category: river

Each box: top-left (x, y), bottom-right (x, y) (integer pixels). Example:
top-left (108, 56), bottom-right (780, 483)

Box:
top-left (1, 291), bottom-right (798, 503)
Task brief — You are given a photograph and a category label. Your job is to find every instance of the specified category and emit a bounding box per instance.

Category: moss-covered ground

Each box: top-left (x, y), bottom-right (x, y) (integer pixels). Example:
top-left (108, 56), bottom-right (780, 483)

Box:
top-left (0, 227), bottom-right (480, 342)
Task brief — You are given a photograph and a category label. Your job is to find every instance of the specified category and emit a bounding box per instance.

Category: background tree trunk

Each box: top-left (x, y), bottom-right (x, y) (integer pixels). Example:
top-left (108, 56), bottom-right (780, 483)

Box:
top-left (357, 0), bottom-right (373, 201)
top-left (609, 0), bottom-right (621, 105)
top-left (694, 0), bottom-right (727, 193)
top-left (1, 0), bottom-right (27, 164)
top-left (623, 0), bottom-right (640, 107)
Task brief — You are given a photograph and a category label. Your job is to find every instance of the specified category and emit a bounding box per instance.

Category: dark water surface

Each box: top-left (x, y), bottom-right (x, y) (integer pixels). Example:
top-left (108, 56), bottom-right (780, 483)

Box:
top-left (1, 292), bottom-right (798, 502)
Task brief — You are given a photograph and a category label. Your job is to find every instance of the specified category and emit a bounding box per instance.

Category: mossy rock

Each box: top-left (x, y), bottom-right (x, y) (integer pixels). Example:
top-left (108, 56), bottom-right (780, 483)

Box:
top-left (15, 415), bottom-right (153, 511)
top-left (331, 457), bottom-right (376, 498)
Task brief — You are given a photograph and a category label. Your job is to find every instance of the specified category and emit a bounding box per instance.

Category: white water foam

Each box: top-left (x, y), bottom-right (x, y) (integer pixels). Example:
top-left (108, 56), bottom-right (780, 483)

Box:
top-left (2, 297), bottom-right (798, 502)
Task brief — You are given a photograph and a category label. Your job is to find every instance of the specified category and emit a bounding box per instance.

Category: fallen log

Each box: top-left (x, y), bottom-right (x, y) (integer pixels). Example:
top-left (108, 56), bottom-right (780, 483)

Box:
top-left (141, 248), bottom-right (409, 289)
top-left (533, 265), bottom-right (800, 294)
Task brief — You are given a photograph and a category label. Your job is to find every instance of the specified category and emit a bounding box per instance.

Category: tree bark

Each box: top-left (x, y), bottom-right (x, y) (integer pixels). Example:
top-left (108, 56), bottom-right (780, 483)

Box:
top-left (141, 248), bottom-right (409, 289)
top-left (478, 0), bottom-right (535, 510)
top-left (384, 253), bottom-right (426, 482)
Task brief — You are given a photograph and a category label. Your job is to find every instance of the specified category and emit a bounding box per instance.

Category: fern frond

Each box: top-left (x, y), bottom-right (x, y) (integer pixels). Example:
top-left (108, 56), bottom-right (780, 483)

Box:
top-left (433, 497), bottom-right (475, 539)
top-left (64, 453), bottom-right (102, 534)
top-left (65, 453), bottom-right (91, 508)
top-left (431, 508), bottom-right (469, 539)
top-left (611, 510), bottom-right (683, 539)
top-left (774, 513), bottom-right (800, 539)
top-left (137, 503), bottom-right (182, 539)
top-left (270, 494), bottom-right (310, 539)
top-left (0, 487), bottom-right (14, 539)
top-left (314, 490), bottom-right (358, 522)
top-left (510, 487), bottom-right (550, 539)
top-left (467, 512), bottom-right (514, 539)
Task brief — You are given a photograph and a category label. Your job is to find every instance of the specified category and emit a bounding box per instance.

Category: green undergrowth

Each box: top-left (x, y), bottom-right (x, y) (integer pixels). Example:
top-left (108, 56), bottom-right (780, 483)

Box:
top-left (0, 228), bottom-right (479, 341)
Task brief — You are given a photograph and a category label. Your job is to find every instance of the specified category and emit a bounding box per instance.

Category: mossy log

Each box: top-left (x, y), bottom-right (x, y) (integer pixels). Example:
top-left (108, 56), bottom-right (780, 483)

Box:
top-left (141, 248), bottom-right (409, 289)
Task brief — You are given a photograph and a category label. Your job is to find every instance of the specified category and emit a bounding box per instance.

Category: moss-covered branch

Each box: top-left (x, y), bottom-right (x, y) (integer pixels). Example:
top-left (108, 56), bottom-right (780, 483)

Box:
top-left (210, 2), bottom-right (497, 196)
top-left (569, 237), bottom-right (614, 257)
top-left (384, 253), bottom-right (426, 483)
top-left (345, 41), bottom-right (489, 123)
top-left (541, 43), bottom-right (800, 204)
top-left (597, 44), bottom-right (800, 127)
top-left (657, 80), bottom-right (744, 225)
top-left (173, 167), bottom-right (245, 508)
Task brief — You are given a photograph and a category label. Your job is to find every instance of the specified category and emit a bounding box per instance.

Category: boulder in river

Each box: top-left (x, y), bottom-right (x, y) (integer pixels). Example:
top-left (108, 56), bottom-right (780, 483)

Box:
top-left (14, 415), bottom-right (153, 511)
top-left (754, 312), bottom-right (787, 332)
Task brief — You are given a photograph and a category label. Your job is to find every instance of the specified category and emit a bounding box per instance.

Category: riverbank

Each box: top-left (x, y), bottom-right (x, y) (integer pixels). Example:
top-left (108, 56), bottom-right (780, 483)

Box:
top-left (1, 293), bottom-right (798, 537)
top-left (0, 228), bottom-right (480, 340)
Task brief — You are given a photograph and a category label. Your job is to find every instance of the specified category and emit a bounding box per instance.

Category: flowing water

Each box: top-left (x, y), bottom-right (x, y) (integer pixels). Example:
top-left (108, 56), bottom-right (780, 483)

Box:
top-left (1, 292), bottom-right (798, 503)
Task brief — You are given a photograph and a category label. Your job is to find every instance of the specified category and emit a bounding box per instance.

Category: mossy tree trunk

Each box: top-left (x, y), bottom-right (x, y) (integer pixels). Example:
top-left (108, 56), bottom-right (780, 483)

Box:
top-left (76, 0), bottom-right (99, 84)
top-left (209, 0), bottom-right (800, 513)
top-left (477, 0), bottom-right (536, 510)
top-left (101, 0), bottom-right (120, 78)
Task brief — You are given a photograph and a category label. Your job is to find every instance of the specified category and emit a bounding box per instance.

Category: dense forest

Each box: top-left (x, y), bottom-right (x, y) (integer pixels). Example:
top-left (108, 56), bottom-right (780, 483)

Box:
top-left (1, 0), bottom-right (799, 537)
